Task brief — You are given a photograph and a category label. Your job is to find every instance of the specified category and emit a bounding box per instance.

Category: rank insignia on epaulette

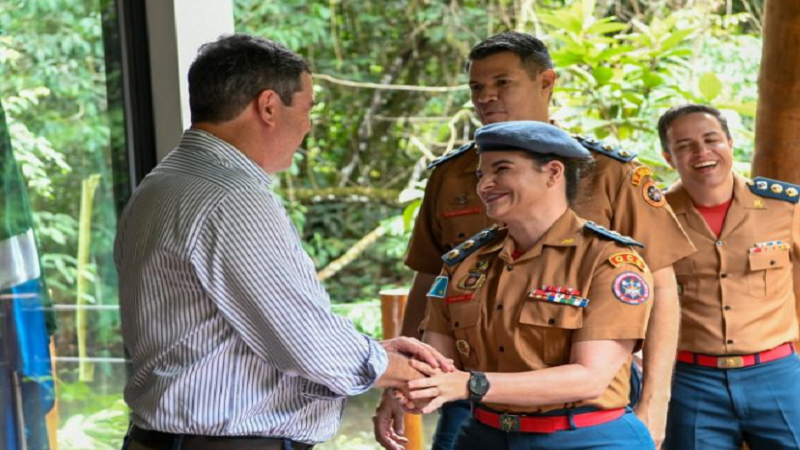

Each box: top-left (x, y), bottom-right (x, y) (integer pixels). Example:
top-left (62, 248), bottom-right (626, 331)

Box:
top-left (442, 225), bottom-right (503, 266)
top-left (427, 142), bottom-right (475, 170)
top-left (572, 135), bottom-right (638, 163)
top-left (613, 271), bottom-right (651, 305)
top-left (585, 221), bottom-right (645, 248)
top-left (608, 253), bottom-right (647, 272)
top-left (748, 176), bottom-right (800, 204)
top-left (427, 276), bottom-right (449, 298)
top-left (642, 180), bottom-right (666, 208)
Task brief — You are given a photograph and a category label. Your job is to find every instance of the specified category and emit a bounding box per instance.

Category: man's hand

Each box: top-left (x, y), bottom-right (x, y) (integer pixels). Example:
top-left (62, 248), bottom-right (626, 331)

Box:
top-left (405, 359), bottom-right (470, 414)
top-left (373, 389), bottom-right (408, 450)
top-left (635, 397), bottom-right (669, 449)
top-left (380, 336), bottom-right (456, 373)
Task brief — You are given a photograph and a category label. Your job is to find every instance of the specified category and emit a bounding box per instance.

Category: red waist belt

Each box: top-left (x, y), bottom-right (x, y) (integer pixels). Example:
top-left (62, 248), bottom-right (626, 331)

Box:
top-left (473, 406), bottom-right (625, 433)
top-left (677, 342), bottom-right (796, 369)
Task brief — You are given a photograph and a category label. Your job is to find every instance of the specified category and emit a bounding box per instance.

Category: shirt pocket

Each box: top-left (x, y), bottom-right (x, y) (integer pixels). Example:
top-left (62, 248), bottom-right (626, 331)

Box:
top-left (519, 300), bottom-right (584, 365)
top-left (673, 258), bottom-right (696, 301)
top-left (748, 249), bottom-right (791, 298)
top-left (449, 301), bottom-right (482, 368)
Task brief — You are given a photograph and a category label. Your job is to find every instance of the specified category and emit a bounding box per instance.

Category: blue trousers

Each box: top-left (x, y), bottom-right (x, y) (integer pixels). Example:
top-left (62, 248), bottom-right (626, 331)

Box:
top-left (433, 365), bottom-right (643, 450)
top-left (432, 400), bottom-right (472, 450)
top-left (451, 409), bottom-right (654, 450)
top-left (664, 353), bottom-right (800, 450)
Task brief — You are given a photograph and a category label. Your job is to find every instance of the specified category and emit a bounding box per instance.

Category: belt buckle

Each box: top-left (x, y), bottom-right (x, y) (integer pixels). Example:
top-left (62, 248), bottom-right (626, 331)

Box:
top-left (717, 356), bottom-right (744, 368)
top-left (499, 413), bottom-right (521, 432)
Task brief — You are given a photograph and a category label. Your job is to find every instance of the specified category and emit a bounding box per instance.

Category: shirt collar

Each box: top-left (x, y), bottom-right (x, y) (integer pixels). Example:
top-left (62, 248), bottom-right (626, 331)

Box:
top-left (179, 129), bottom-right (273, 185)
top-left (488, 209), bottom-right (582, 263)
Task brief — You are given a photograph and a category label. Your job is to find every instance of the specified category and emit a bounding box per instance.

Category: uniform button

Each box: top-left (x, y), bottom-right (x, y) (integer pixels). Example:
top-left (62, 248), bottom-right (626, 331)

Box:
top-left (499, 346), bottom-right (505, 352)
top-left (496, 304), bottom-right (503, 310)
top-left (716, 240), bottom-right (723, 246)
top-left (724, 306), bottom-right (732, 311)
top-left (770, 260), bottom-right (776, 266)
top-left (720, 273), bottom-right (728, 279)
top-left (506, 265), bottom-right (514, 272)
top-left (454, 322), bottom-right (459, 328)
top-left (727, 339), bottom-right (734, 344)
top-left (548, 318), bottom-right (556, 325)
top-left (457, 232), bottom-right (466, 239)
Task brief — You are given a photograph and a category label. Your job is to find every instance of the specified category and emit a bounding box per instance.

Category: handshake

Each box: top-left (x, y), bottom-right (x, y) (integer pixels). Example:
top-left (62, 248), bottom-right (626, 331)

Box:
top-left (373, 337), bottom-right (471, 450)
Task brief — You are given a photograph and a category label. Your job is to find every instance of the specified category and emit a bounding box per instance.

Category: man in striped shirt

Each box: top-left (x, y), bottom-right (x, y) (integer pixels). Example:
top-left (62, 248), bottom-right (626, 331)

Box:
top-left (115, 34), bottom-right (453, 450)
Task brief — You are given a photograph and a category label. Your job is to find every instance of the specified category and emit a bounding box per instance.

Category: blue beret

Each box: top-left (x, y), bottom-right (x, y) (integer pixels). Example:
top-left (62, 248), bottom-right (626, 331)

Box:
top-left (475, 121), bottom-right (591, 159)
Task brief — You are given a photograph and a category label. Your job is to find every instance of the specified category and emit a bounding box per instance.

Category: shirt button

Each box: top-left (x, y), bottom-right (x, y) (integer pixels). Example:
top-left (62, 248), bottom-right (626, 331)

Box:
top-left (454, 322), bottom-right (460, 328)
top-left (499, 346), bottom-right (505, 352)
top-left (720, 273), bottom-right (728, 279)
top-left (727, 339), bottom-right (734, 344)
top-left (548, 318), bottom-right (556, 325)
top-left (506, 265), bottom-right (514, 272)
top-left (496, 304), bottom-right (503, 310)
top-left (716, 240), bottom-right (723, 246)
top-left (770, 260), bottom-right (776, 266)
top-left (457, 232), bottom-right (466, 239)
top-left (724, 306), bottom-right (732, 311)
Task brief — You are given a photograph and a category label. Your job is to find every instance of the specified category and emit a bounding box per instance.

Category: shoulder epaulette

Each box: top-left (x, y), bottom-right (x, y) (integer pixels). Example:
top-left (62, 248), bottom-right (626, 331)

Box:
top-left (441, 224), bottom-right (502, 266)
top-left (572, 135), bottom-right (637, 163)
top-left (748, 177), bottom-right (800, 204)
top-left (584, 221), bottom-right (644, 248)
top-left (428, 142), bottom-right (476, 170)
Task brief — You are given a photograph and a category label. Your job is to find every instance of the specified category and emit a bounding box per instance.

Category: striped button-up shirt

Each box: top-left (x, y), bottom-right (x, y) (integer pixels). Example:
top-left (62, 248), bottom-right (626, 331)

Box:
top-left (115, 129), bottom-right (388, 443)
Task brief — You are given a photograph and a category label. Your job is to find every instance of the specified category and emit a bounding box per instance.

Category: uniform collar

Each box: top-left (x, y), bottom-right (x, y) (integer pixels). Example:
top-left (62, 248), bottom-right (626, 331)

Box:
top-left (667, 172), bottom-right (756, 240)
top-left (179, 129), bottom-right (273, 185)
top-left (492, 209), bottom-right (582, 263)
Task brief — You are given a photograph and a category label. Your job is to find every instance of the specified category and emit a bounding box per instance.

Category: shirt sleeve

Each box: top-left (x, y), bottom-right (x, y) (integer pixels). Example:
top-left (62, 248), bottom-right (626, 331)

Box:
top-left (405, 168), bottom-right (447, 275)
top-left (573, 245), bottom-right (654, 350)
top-left (190, 186), bottom-right (388, 398)
top-left (609, 164), bottom-right (696, 271)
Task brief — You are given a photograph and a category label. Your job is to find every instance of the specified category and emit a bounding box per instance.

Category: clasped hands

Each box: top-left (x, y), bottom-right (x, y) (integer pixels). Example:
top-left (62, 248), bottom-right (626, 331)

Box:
top-left (374, 337), bottom-right (470, 450)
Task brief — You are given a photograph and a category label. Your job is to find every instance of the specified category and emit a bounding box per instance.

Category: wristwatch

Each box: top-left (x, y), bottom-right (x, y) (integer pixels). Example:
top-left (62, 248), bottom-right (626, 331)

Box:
top-left (467, 371), bottom-right (490, 403)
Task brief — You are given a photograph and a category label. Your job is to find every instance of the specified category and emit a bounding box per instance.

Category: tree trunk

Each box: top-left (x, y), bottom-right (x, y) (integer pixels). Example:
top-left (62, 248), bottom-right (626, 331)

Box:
top-left (752, 0), bottom-right (800, 181)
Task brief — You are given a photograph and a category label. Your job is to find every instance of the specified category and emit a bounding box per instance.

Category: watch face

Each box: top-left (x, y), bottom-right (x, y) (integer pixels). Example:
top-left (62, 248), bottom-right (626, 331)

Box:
top-left (469, 372), bottom-right (490, 396)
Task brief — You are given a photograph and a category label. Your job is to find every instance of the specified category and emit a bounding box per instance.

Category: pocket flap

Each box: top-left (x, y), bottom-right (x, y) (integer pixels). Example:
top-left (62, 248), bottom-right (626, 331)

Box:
top-left (519, 300), bottom-right (583, 330)
top-left (749, 249), bottom-right (790, 271)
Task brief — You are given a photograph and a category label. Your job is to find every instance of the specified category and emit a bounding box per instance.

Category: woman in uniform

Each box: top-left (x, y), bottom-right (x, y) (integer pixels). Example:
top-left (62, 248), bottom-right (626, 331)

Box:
top-left (405, 121), bottom-right (656, 450)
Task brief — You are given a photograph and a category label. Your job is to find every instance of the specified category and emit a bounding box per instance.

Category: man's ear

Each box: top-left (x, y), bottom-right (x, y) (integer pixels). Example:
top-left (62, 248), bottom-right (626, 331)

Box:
top-left (539, 69), bottom-right (557, 93)
top-left (662, 150), bottom-right (675, 169)
top-left (256, 89), bottom-right (280, 126)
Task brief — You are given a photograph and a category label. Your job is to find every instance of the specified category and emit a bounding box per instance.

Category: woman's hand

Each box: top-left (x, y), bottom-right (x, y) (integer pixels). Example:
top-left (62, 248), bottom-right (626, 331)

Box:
top-left (406, 359), bottom-right (471, 414)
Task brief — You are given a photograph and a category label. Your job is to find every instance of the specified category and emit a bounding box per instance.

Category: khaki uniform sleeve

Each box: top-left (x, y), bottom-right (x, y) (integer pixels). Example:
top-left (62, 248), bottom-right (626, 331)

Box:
top-left (609, 165), bottom-right (696, 271)
top-left (420, 267), bottom-right (454, 336)
top-left (405, 168), bottom-right (447, 275)
top-left (574, 245), bottom-right (654, 349)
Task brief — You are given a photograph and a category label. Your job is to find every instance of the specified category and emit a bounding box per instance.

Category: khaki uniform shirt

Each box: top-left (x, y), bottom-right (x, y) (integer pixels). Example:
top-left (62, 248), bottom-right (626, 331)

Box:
top-left (666, 173), bottom-right (800, 355)
top-left (406, 146), bottom-right (695, 276)
top-left (423, 210), bottom-right (654, 413)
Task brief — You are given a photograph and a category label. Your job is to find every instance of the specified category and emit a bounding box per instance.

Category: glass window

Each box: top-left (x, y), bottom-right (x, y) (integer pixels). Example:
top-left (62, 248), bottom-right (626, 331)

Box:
top-left (1, 0), bottom-right (132, 447)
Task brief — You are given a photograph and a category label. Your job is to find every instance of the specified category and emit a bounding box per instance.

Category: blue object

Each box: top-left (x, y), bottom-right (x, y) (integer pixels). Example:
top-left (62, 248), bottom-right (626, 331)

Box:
top-left (475, 121), bottom-right (591, 159)
top-left (451, 409), bottom-right (654, 450)
top-left (441, 225), bottom-right (501, 267)
top-left (584, 221), bottom-right (644, 248)
top-left (573, 135), bottom-right (638, 163)
top-left (432, 399), bottom-right (472, 450)
top-left (748, 176), bottom-right (800, 204)
top-left (629, 360), bottom-right (642, 409)
top-left (664, 353), bottom-right (800, 450)
top-left (429, 142), bottom-right (476, 170)
top-left (428, 276), bottom-right (449, 298)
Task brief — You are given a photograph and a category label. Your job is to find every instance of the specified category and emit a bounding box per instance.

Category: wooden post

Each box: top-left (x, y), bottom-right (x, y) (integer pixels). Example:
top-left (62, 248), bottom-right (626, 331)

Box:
top-left (753, 0), bottom-right (800, 181)
top-left (380, 288), bottom-right (424, 450)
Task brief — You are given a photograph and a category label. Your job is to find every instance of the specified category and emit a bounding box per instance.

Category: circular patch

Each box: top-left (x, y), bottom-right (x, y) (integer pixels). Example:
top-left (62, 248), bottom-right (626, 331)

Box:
top-left (613, 271), bottom-right (651, 305)
top-left (456, 339), bottom-right (471, 356)
top-left (642, 180), bottom-right (665, 208)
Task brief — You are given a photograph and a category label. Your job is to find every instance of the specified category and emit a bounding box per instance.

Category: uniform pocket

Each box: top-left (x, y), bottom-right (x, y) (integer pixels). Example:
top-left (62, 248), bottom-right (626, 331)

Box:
top-left (748, 250), bottom-right (790, 298)
top-left (519, 300), bottom-right (584, 365)
top-left (673, 258), bottom-right (696, 301)
top-left (450, 301), bottom-right (482, 367)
